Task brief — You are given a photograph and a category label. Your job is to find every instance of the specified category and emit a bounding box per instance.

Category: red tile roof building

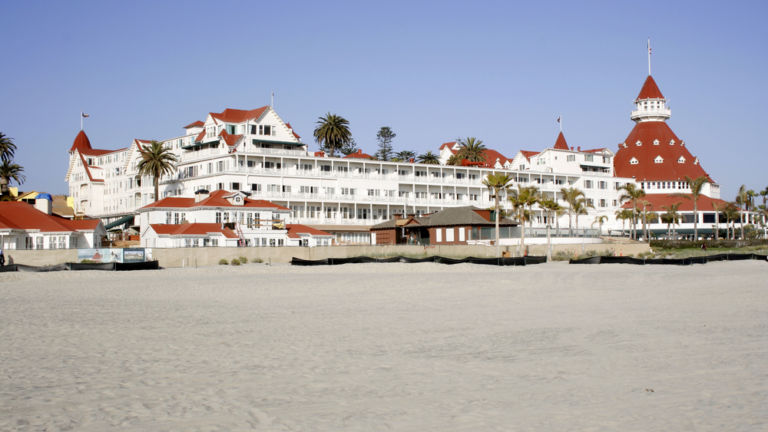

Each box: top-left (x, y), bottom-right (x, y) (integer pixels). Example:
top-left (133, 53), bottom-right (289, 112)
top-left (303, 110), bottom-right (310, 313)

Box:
top-left (0, 201), bottom-right (105, 250)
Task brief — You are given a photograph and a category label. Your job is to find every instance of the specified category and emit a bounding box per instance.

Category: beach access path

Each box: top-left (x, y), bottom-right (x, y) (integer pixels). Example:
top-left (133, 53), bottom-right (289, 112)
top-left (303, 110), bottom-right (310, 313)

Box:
top-left (1, 261), bottom-right (766, 431)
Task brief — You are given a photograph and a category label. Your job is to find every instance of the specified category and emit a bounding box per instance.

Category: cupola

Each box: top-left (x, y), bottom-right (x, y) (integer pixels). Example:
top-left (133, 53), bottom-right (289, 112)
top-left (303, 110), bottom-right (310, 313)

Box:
top-left (630, 75), bottom-right (671, 123)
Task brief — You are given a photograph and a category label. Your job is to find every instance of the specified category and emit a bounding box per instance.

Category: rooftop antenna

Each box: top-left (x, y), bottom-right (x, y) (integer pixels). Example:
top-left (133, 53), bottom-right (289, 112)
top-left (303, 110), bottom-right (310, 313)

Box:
top-left (80, 112), bottom-right (90, 130)
top-left (647, 38), bottom-right (652, 76)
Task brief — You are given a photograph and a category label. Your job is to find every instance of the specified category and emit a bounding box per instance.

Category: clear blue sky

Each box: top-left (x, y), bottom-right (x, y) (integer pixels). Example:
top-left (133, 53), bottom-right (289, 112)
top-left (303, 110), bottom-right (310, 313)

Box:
top-left (2, 0), bottom-right (766, 200)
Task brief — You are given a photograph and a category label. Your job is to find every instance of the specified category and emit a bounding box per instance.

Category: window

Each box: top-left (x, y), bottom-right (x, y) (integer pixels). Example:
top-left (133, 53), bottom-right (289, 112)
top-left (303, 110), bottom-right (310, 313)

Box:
top-left (669, 139), bottom-right (675, 145)
top-left (599, 199), bottom-right (606, 208)
top-left (458, 228), bottom-right (466, 242)
top-left (216, 212), bottom-right (222, 224)
top-left (567, 155), bottom-right (576, 162)
top-left (584, 154), bottom-right (594, 162)
top-left (653, 139), bottom-right (659, 145)
top-left (654, 155), bottom-right (664, 164)
top-left (584, 180), bottom-right (593, 189)
top-left (630, 157), bottom-right (639, 165)
top-left (166, 212), bottom-right (172, 224)
top-left (678, 156), bottom-right (686, 164)
top-left (251, 183), bottom-right (261, 192)
top-left (635, 140), bottom-right (642, 146)
top-left (435, 228), bottom-right (443, 243)
top-left (232, 182), bottom-right (240, 190)
top-left (446, 228), bottom-right (454, 242)
top-left (598, 181), bottom-right (607, 190)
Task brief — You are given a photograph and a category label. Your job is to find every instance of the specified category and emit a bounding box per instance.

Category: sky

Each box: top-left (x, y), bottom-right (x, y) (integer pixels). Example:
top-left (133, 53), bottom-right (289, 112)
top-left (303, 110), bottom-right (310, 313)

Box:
top-left (1, 0), bottom-right (766, 200)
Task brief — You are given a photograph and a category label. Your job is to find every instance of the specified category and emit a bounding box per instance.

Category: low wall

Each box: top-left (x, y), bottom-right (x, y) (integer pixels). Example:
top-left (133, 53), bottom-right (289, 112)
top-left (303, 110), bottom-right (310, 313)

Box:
top-left (1, 242), bottom-right (651, 268)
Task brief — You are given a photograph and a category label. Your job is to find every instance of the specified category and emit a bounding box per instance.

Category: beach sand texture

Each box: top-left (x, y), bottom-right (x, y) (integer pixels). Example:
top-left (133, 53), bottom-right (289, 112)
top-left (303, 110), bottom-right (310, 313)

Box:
top-left (1, 261), bottom-right (766, 431)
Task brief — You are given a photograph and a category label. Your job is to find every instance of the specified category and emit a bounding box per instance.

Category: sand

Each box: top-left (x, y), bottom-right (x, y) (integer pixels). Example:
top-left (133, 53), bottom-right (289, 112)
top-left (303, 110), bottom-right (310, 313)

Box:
top-left (0, 261), bottom-right (766, 431)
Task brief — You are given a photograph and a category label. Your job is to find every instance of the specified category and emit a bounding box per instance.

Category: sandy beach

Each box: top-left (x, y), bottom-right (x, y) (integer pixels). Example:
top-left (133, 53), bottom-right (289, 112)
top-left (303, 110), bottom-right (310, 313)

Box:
top-left (1, 261), bottom-right (766, 431)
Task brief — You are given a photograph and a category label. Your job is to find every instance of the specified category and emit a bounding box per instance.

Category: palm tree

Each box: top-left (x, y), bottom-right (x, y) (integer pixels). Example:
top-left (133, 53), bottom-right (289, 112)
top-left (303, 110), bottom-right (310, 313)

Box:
top-left (639, 200), bottom-right (654, 241)
top-left (508, 185), bottom-right (539, 256)
top-left (618, 183), bottom-right (645, 240)
top-left (446, 154), bottom-right (461, 166)
top-left (455, 137), bottom-right (486, 163)
top-left (416, 151), bottom-right (440, 164)
top-left (560, 187), bottom-right (585, 237)
top-left (539, 198), bottom-right (561, 260)
top-left (571, 197), bottom-right (592, 235)
top-left (0, 132), bottom-right (17, 163)
top-left (615, 208), bottom-right (634, 237)
top-left (392, 150), bottom-right (416, 162)
top-left (680, 176), bottom-right (708, 240)
top-left (313, 113), bottom-right (352, 157)
top-left (592, 215), bottom-right (608, 236)
top-left (0, 160), bottom-right (25, 199)
top-left (724, 202), bottom-right (740, 240)
top-left (137, 141), bottom-right (178, 202)
top-left (661, 202), bottom-right (681, 239)
top-left (483, 172), bottom-right (513, 256)
top-left (711, 201), bottom-right (726, 240)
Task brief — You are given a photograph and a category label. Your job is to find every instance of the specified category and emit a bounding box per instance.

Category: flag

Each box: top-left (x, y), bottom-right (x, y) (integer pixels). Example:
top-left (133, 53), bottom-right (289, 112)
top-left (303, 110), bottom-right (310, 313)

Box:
top-left (556, 116), bottom-right (561, 124)
top-left (647, 39), bottom-right (651, 55)
top-left (81, 112), bottom-right (90, 118)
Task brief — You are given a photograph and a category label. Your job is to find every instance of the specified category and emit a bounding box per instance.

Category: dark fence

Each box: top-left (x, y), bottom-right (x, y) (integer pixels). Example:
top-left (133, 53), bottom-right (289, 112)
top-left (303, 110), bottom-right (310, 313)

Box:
top-left (2, 261), bottom-right (160, 272)
top-left (569, 254), bottom-right (767, 266)
top-left (291, 256), bottom-right (548, 267)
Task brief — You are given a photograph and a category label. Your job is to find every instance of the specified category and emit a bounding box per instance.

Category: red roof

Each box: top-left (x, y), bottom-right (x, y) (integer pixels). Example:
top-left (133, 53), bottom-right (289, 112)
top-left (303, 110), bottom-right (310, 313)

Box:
top-left (314, 151), bottom-right (325, 157)
top-left (218, 130), bottom-right (242, 146)
top-left (636, 75), bottom-right (665, 100)
top-left (78, 153), bottom-right (103, 183)
top-left (344, 149), bottom-right (374, 159)
top-left (210, 107), bottom-right (268, 123)
top-left (184, 120), bottom-right (204, 129)
top-left (0, 202), bottom-right (101, 232)
top-left (553, 132), bottom-right (569, 150)
top-left (439, 141), bottom-right (458, 153)
top-left (621, 193), bottom-right (728, 212)
top-left (285, 122), bottom-right (301, 139)
top-left (69, 130), bottom-right (92, 153)
top-left (140, 190), bottom-right (290, 211)
top-left (150, 223), bottom-right (237, 239)
top-left (194, 129), bottom-right (206, 142)
top-left (520, 150), bottom-right (539, 161)
top-left (286, 224), bottom-right (333, 238)
top-left (614, 121), bottom-right (711, 182)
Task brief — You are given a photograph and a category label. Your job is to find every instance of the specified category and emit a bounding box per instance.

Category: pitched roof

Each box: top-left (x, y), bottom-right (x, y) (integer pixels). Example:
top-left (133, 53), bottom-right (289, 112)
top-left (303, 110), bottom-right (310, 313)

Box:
top-left (78, 153), bottom-right (103, 183)
top-left (150, 223), bottom-right (238, 238)
top-left (184, 120), bottom-right (204, 129)
top-left (284, 123), bottom-right (301, 139)
top-left (69, 130), bottom-right (92, 153)
top-left (621, 193), bottom-right (729, 212)
top-left (553, 131), bottom-right (569, 150)
top-left (210, 107), bottom-right (268, 123)
top-left (0, 202), bottom-right (101, 232)
top-left (371, 206), bottom-right (516, 229)
top-left (344, 149), bottom-right (374, 159)
top-left (218, 130), bottom-right (242, 146)
top-left (520, 150), bottom-right (539, 160)
top-left (614, 121), bottom-right (711, 182)
top-left (439, 141), bottom-right (458, 153)
top-left (285, 224), bottom-right (333, 238)
top-left (636, 75), bottom-right (665, 100)
top-left (139, 190), bottom-right (290, 211)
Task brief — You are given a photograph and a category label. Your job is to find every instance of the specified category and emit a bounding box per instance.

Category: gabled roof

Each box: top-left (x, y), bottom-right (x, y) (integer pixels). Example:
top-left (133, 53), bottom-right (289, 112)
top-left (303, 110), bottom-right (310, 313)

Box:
top-left (286, 224), bottom-right (333, 238)
top-left (184, 120), bottom-right (204, 129)
top-left (636, 75), bottom-right (665, 100)
top-left (139, 190), bottom-right (290, 211)
top-left (194, 129), bottom-right (206, 142)
top-left (620, 193), bottom-right (728, 212)
top-left (284, 122), bottom-right (301, 139)
top-left (210, 107), bottom-right (268, 123)
top-left (371, 206), bottom-right (516, 230)
top-left (439, 141), bottom-right (459, 153)
top-left (520, 150), bottom-right (539, 160)
top-left (78, 153), bottom-right (103, 183)
top-left (614, 121), bottom-right (711, 182)
top-left (218, 130), bottom-right (242, 147)
top-left (0, 202), bottom-right (101, 232)
top-left (69, 130), bottom-right (92, 153)
top-left (150, 223), bottom-right (237, 239)
top-left (553, 131), bottom-right (569, 150)
top-left (344, 149), bottom-right (374, 159)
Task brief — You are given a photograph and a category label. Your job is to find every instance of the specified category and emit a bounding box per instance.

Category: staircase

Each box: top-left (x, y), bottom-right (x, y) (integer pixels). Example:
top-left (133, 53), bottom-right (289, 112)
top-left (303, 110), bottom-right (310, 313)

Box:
top-left (236, 224), bottom-right (246, 246)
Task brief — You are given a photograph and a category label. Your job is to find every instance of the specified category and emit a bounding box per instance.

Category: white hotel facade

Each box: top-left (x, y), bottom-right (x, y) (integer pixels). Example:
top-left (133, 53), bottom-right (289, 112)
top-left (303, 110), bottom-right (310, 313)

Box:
top-left (66, 105), bottom-right (634, 243)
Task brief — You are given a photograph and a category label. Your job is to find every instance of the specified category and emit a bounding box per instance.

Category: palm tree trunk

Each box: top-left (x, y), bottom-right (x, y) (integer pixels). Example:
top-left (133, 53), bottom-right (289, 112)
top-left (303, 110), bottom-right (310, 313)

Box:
top-left (520, 212), bottom-right (526, 257)
top-left (714, 212), bottom-right (719, 241)
top-left (154, 177), bottom-right (160, 203)
top-left (693, 201), bottom-right (698, 240)
top-left (740, 211), bottom-right (745, 239)
top-left (494, 193), bottom-right (500, 257)
top-left (568, 210), bottom-right (573, 237)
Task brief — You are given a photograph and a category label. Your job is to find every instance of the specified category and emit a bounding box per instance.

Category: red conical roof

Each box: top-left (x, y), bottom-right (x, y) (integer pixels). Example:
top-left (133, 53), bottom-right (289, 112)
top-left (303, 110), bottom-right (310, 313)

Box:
top-left (553, 131), bottom-right (569, 150)
top-left (69, 130), bottom-right (92, 153)
top-left (636, 75), bottom-right (664, 100)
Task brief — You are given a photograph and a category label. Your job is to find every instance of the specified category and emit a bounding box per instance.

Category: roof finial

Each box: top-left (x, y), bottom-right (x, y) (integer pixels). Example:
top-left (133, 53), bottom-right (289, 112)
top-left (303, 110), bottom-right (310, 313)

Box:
top-left (647, 38), bottom-right (652, 76)
top-left (80, 112), bottom-right (90, 131)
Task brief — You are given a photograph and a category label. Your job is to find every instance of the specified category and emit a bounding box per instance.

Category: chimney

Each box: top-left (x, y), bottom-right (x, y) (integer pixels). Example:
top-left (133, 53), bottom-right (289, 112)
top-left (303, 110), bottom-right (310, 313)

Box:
top-left (570, 146), bottom-right (574, 150)
top-left (393, 213), bottom-right (403, 220)
top-left (194, 189), bottom-right (210, 203)
top-left (577, 146), bottom-right (581, 151)
top-left (34, 195), bottom-right (52, 215)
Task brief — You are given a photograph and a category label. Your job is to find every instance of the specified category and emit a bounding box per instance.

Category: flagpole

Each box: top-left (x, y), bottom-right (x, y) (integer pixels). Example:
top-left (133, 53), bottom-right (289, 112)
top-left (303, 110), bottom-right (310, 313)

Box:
top-left (80, 112), bottom-right (83, 131)
top-left (647, 38), bottom-right (651, 75)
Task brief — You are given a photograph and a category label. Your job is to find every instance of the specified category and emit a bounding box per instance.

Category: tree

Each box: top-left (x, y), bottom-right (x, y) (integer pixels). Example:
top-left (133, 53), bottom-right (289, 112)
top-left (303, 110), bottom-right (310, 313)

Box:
top-left (0, 132), bottom-right (17, 163)
top-left (313, 113), bottom-right (352, 157)
top-left (137, 141), bottom-right (178, 202)
top-left (375, 127), bottom-right (396, 161)
top-left (539, 198), bottom-right (562, 260)
top-left (711, 201), bottom-right (726, 240)
top-left (571, 197), bottom-right (592, 234)
top-left (339, 138), bottom-right (359, 156)
top-left (392, 150), bottom-right (416, 162)
top-left (661, 202), bottom-right (681, 239)
top-left (483, 173), bottom-right (514, 256)
top-left (615, 208), bottom-right (634, 237)
top-left (560, 187), bottom-right (586, 237)
top-left (680, 176), bottom-right (708, 240)
top-left (0, 160), bottom-right (25, 199)
top-left (735, 185), bottom-right (756, 240)
top-left (446, 154), bottom-right (461, 166)
top-left (592, 215), bottom-right (608, 236)
top-left (723, 202), bottom-right (740, 240)
top-left (618, 183), bottom-right (645, 240)
top-left (455, 137), bottom-right (486, 163)
top-left (639, 200), bottom-right (653, 241)
top-left (416, 151), bottom-right (439, 164)
top-left (509, 185), bottom-right (540, 256)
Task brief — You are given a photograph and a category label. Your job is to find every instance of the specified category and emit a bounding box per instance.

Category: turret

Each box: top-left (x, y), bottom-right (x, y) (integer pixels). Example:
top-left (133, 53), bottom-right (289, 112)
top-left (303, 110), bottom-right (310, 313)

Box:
top-left (630, 75), bottom-right (671, 122)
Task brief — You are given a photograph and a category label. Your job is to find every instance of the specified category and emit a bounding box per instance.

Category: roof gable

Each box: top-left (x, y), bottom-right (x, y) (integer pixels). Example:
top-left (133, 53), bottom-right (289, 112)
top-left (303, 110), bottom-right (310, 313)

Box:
top-left (636, 75), bottom-right (665, 100)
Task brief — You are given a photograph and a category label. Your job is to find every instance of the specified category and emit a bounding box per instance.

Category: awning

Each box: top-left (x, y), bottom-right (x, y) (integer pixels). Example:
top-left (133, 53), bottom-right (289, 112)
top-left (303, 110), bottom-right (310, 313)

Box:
top-left (104, 214), bottom-right (135, 230)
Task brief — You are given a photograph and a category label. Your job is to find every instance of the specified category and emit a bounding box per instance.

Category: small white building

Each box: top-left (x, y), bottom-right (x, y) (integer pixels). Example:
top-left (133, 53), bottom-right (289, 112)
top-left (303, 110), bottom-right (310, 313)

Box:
top-left (0, 198), bottom-right (105, 250)
top-left (137, 190), bottom-right (332, 247)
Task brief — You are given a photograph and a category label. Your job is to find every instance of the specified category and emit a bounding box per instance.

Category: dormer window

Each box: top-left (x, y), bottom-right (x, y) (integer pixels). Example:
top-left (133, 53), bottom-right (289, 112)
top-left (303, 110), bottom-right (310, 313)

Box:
top-left (669, 139), bottom-right (676, 145)
top-left (694, 158), bottom-right (699, 165)
top-left (653, 139), bottom-right (659, 146)
top-left (678, 156), bottom-right (686, 164)
top-left (635, 140), bottom-right (642, 146)
top-left (654, 155), bottom-right (664, 164)
top-left (630, 157), bottom-right (639, 165)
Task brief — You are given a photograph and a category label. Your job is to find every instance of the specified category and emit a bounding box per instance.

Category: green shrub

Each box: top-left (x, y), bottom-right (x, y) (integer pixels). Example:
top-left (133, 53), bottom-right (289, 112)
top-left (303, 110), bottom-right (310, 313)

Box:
top-left (230, 258), bottom-right (241, 266)
top-left (251, 258), bottom-right (263, 263)
top-left (219, 259), bottom-right (229, 265)
top-left (238, 256), bottom-right (248, 264)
